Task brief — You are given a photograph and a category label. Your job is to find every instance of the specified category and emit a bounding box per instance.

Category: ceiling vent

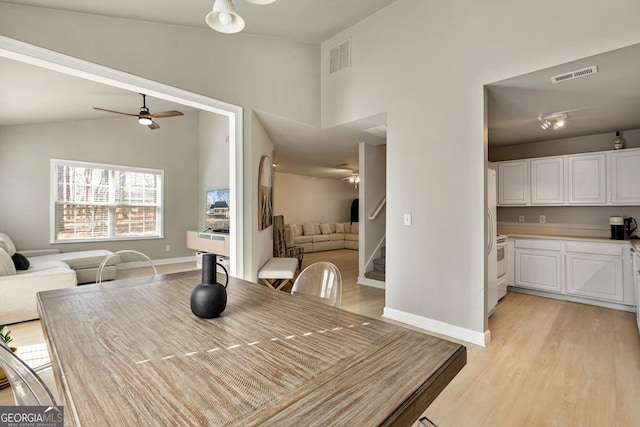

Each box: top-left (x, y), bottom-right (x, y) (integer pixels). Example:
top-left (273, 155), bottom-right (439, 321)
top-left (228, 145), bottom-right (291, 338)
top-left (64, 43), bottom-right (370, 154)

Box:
top-left (329, 40), bottom-right (351, 74)
top-left (551, 66), bottom-right (598, 83)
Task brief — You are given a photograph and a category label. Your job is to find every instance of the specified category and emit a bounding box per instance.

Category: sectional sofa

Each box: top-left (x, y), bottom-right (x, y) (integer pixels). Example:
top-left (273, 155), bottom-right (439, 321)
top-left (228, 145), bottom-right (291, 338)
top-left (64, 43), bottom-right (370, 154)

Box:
top-left (0, 232), bottom-right (119, 324)
top-left (285, 222), bottom-right (359, 253)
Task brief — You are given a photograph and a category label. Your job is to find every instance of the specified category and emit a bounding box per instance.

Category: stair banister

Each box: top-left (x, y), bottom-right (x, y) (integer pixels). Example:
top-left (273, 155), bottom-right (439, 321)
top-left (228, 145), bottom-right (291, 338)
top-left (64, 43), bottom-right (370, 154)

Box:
top-left (368, 195), bottom-right (386, 220)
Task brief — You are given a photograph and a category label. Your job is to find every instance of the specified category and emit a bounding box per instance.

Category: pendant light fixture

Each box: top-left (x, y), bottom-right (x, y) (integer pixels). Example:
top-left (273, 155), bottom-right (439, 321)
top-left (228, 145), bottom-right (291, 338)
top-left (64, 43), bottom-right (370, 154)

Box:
top-left (207, 0), bottom-right (276, 34)
top-left (206, 0), bottom-right (245, 34)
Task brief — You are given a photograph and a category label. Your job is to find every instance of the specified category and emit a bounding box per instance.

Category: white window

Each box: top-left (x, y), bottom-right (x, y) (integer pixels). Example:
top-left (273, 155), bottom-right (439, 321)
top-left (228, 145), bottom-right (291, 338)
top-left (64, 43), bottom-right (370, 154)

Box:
top-left (51, 159), bottom-right (163, 242)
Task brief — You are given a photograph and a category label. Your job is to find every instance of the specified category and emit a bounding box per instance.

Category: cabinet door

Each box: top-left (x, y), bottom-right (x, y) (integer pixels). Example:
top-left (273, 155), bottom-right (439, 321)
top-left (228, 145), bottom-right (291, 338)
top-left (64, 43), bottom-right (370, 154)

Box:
top-left (610, 149), bottom-right (640, 204)
top-left (531, 157), bottom-right (564, 205)
top-left (566, 253), bottom-right (624, 302)
top-left (498, 161), bottom-right (529, 205)
top-left (567, 153), bottom-right (606, 204)
top-left (514, 249), bottom-right (562, 293)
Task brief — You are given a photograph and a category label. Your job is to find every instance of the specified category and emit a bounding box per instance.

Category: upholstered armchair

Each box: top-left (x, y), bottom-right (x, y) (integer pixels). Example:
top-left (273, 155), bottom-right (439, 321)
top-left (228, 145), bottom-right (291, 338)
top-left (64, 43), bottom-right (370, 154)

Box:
top-left (273, 215), bottom-right (304, 268)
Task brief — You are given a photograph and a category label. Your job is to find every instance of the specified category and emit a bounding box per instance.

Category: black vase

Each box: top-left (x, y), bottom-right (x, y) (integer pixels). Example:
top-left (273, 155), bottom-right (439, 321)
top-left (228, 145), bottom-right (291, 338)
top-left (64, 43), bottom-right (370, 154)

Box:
top-left (190, 253), bottom-right (229, 319)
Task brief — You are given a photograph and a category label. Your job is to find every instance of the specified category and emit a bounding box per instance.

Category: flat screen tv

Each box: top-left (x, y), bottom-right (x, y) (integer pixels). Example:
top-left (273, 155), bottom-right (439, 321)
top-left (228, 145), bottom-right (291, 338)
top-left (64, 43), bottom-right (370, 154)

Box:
top-left (205, 189), bottom-right (230, 233)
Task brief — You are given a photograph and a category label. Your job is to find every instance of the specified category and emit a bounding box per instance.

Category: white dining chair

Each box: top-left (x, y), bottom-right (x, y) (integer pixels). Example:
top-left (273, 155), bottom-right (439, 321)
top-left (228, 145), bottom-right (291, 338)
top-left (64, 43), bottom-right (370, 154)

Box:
top-left (291, 261), bottom-right (342, 307)
top-left (0, 340), bottom-right (57, 406)
top-left (96, 250), bottom-right (158, 284)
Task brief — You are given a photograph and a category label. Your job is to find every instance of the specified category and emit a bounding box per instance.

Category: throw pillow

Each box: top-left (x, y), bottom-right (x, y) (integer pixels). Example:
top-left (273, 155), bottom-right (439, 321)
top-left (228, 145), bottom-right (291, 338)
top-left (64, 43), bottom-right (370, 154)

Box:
top-left (302, 223), bottom-right (316, 236)
top-left (351, 222), bottom-right (359, 234)
top-left (320, 224), bottom-right (332, 235)
top-left (290, 223), bottom-right (303, 237)
top-left (11, 252), bottom-right (30, 270)
top-left (335, 223), bottom-right (344, 233)
top-left (0, 247), bottom-right (16, 277)
top-left (342, 222), bottom-right (351, 234)
top-left (312, 223), bottom-right (321, 235)
top-left (0, 233), bottom-right (17, 256)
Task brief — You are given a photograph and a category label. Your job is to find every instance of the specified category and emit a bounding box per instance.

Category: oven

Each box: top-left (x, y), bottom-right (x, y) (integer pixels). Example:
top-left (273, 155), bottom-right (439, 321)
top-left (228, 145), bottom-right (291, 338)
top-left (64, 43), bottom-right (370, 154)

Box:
top-left (496, 235), bottom-right (507, 300)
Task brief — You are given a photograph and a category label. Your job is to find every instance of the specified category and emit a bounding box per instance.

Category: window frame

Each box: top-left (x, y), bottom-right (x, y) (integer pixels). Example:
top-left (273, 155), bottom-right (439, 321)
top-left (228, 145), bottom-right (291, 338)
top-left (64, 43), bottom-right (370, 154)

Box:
top-left (50, 159), bottom-right (164, 243)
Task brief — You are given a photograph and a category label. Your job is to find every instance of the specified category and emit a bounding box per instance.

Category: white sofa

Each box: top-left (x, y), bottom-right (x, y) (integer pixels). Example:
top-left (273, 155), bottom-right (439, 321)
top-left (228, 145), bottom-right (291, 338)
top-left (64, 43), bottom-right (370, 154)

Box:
top-left (0, 233), bottom-right (119, 324)
top-left (285, 222), bottom-right (359, 253)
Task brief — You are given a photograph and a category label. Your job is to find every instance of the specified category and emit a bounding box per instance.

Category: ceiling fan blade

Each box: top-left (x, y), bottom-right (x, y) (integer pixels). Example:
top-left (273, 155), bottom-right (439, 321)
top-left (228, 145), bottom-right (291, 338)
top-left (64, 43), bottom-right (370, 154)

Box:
top-left (93, 107), bottom-right (138, 117)
top-left (150, 110), bottom-right (184, 118)
top-left (148, 121), bottom-right (160, 130)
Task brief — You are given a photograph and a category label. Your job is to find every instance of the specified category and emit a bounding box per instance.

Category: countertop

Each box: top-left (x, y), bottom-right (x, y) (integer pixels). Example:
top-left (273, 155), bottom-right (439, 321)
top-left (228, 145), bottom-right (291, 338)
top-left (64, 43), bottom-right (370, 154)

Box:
top-left (505, 233), bottom-right (640, 255)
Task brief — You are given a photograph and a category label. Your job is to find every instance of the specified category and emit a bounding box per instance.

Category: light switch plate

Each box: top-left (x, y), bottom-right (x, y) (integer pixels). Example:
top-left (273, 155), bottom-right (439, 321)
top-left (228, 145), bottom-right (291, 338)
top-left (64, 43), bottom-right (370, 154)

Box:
top-left (403, 213), bottom-right (412, 226)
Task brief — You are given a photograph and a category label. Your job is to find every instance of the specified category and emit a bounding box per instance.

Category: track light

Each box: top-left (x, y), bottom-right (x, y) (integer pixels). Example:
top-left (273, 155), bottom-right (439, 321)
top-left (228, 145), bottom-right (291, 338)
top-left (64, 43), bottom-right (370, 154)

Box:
top-left (539, 113), bottom-right (567, 131)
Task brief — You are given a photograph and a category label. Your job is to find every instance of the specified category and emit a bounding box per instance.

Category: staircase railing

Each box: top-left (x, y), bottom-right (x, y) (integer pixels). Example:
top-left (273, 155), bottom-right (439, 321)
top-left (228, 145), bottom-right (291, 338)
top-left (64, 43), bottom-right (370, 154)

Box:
top-left (368, 195), bottom-right (386, 220)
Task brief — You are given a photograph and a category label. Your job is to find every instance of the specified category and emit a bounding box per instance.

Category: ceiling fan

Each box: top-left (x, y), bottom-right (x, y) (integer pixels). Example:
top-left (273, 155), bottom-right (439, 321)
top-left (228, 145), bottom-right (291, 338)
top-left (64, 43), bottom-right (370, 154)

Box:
top-left (93, 93), bottom-right (184, 130)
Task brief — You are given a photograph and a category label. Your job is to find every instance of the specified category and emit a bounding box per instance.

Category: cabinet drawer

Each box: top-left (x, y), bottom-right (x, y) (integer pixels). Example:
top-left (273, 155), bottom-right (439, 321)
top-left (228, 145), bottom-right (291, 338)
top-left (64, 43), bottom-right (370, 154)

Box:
top-left (515, 239), bottom-right (561, 251)
top-left (565, 241), bottom-right (624, 256)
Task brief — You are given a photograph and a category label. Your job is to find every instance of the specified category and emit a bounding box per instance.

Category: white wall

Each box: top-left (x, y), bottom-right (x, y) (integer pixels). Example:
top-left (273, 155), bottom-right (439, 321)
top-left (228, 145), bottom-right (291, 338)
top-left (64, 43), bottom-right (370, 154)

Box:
top-left (360, 143), bottom-right (386, 277)
top-left (0, 113), bottom-right (200, 259)
top-left (321, 0), bottom-right (640, 344)
top-left (247, 111), bottom-right (275, 279)
top-left (272, 172), bottom-right (358, 224)
top-left (198, 111), bottom-right (230, 230)
top-left (0, 3), bottom-right (320, 281)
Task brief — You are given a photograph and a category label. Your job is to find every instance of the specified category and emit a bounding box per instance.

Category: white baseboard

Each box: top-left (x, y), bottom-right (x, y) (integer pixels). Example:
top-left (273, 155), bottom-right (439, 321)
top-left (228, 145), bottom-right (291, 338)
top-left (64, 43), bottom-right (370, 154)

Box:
top-left (508, 286), bottom-right (636, 313)
top-left (153, 256), bottom-right (196, 265)
top-left (357, 276), bottom-right (385, 289)
top-left (383, 307), bottom-right (488, 347)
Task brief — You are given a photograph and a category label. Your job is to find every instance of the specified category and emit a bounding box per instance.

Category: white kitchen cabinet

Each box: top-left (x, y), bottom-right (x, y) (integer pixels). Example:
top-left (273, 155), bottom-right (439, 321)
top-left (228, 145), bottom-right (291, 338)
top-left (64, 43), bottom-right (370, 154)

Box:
top-left (567, 153), bottom-right (606, 204)
top-left (510, 238), bottom-right (635, 309)
top-left (566, 254), bottom-right (623, 302)
top-left (498, 160), bottom-right (529, 205)
top-left (514, 240), bottom-right (562, 293)
top-left (531, 157), bottom-right (564, 205)
top-left (610, 149), bottom-right (640, 204)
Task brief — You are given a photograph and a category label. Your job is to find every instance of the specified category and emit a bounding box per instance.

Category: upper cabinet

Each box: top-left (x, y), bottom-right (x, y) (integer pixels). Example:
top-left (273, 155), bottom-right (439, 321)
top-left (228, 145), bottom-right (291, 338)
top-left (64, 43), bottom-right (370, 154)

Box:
top-left (496, 147), bottom-right (640, 206)
top-left (531, 157), bottom-right (564, 205)
top-left (610, 150), bottom-right (640, 204)
top-left (498, 160), bottom-right (529, 205)
top-left (567, 153), bottom-right (606, 204)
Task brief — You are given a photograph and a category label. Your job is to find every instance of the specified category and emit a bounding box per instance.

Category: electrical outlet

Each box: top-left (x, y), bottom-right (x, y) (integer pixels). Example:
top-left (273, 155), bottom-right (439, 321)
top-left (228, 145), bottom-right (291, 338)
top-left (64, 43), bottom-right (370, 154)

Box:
top-left (403, 213), bottom-right (412, 226)
top-left (165, 244), bottom-right (171, 252)
top-left (519, 215), bottom-right (525, 223)
top-left (539, 215), bottom-right (546, 224)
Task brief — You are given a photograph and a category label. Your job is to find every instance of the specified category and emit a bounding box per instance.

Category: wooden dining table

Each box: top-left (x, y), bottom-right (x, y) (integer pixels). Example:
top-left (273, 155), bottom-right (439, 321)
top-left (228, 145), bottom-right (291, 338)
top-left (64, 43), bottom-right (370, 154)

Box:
top-left (37, 270), bottom-right (466, 426)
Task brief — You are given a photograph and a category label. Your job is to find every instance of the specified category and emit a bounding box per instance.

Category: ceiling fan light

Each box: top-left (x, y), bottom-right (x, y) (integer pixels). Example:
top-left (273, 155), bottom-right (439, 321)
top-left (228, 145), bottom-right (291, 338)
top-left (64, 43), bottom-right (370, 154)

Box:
top-left (138, 116), bottom-right (153, 126)
top-left (245, 0), bottom-right (277, 4)
top-left (206, 0), bottom-right (245, 34)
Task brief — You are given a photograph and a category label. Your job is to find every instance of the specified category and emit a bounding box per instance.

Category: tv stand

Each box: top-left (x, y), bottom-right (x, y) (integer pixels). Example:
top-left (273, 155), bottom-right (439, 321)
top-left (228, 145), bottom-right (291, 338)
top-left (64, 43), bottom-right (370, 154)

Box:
top-left (186, 231), bottom-right (230, 257)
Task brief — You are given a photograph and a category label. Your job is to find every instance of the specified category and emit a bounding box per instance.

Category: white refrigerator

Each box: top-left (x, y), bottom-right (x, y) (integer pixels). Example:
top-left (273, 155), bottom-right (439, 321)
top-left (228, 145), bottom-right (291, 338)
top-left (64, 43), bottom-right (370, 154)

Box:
top-left (487, 168), bottom-right (498, 315)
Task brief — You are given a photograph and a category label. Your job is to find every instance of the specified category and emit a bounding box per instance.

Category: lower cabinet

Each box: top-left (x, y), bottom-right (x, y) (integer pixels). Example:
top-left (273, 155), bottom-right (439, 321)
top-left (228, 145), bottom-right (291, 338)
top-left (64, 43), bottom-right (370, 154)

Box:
top-left (565, 253), bottom-right (623, 303)
top-left (512, 238), bottom-right (633, 308)
top-left (515, 249), bottom-right (562, 293)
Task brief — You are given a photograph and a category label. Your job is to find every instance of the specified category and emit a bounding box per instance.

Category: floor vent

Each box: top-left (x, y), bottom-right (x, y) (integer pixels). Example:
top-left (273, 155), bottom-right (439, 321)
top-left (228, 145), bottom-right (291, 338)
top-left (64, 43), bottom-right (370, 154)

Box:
top-left (551, 66), bottom-right (598, 83)
top-left (329, 40), bottom-right (351, 74)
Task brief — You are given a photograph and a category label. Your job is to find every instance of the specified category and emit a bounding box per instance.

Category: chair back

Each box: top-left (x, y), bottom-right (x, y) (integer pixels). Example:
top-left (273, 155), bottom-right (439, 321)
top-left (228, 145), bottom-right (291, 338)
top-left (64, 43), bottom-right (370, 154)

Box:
top-left (291, 262), bottom-right (342, 307)
top-left (0, 340), bottom-right (57, 406)
top-left (96, 250), bottom-right (158, 284)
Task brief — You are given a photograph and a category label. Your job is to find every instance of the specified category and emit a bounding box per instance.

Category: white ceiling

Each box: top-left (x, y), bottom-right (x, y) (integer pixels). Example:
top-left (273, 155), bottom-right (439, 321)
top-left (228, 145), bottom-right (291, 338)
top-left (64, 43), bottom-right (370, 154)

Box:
top-left (1, 1), bottom-right (639, 179)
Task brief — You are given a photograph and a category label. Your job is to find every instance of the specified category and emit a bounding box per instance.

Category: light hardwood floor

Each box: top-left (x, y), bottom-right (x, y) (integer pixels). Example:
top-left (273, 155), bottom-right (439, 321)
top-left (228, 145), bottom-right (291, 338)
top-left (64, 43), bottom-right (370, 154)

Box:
top-left (3, 250), bottom-right (640, 427)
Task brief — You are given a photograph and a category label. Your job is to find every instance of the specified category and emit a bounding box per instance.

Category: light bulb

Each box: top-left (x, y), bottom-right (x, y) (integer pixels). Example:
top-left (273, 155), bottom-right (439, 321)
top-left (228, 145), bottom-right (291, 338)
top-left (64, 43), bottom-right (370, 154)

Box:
top-left (139, 117), bottom-right (153, 126)
top-left (553, 119), bottom-right (565, 129)
top-left (218, 12), bottom-right (232, 25)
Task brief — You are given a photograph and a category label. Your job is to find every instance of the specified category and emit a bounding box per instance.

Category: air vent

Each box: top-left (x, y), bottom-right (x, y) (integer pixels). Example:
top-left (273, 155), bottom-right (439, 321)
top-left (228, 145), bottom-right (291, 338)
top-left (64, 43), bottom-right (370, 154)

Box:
top-left (329, 40), bottom-right (351, 74)
top-left (551, 66), bottom-right (598, 83)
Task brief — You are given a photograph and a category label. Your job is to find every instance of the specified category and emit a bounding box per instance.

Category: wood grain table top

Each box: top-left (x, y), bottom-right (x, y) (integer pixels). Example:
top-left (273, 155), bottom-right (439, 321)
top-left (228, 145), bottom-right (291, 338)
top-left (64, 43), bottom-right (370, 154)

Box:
top-left (37, 270), bottom-right (466, 426)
